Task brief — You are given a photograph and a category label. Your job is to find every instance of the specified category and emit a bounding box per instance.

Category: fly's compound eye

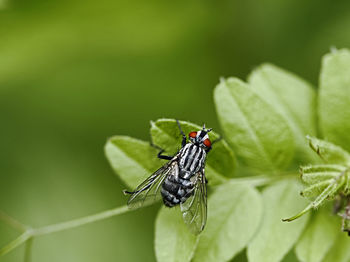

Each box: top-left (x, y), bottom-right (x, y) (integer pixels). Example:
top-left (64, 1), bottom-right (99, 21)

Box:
top-left (203, 138), bottom-right (211, 147)
top-left (189, 132), bottom-right (197, 138)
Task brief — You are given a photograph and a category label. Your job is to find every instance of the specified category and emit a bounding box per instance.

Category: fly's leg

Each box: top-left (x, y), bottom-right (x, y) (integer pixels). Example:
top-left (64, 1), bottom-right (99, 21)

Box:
top-left (176, 119), bottom-right (187, 148)
top-left (157, 149), bottom-right (173, 160)
top-left (203, 170), bottom-right (208, 184)
top-left (150, 143), bottom-right (173, 160)
top-left (123, 186), bottom-right (148, 195)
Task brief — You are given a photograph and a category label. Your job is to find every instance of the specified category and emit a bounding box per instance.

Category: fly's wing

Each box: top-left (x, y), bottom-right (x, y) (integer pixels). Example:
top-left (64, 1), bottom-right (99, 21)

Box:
top-left (180, 169), bottom-right (207, 235)
top-left (125, 159), bottom-right (178, 209)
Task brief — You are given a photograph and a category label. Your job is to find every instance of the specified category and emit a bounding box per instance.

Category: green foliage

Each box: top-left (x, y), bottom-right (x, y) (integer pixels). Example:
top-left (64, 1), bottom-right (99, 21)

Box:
top-left (295, 210), bottom-right (339, 262)
top-left (105, 136), bottom-right (163, 188)
top-left (299, 164), bottom-right (348, 199)
top-left (155, 207), bottom-right (198, 262)
top-left (248, 64), bottom-right (318, 164)
top-left (214, 77), bottom-right (295, 172)
top-left (323, 232), bottom-right (350, 262)
top-left (103, 48), bottom-right (350, 262)
top-left (307, 136), bottom-right (350, 165)
top-left (300, 164), bottom-right (345, 185)
top-left (3, 49), bottom-right (350, 262)
top-left (247, 181), bottom-right (309, 262)
top-left (284, 137), bottom-right (350, 222)
top-left (150, 119), bottom-right (237, 184)
top-left (193, 184), bottom-right (261, 262)
top-left (319, 49), bottom-right (350, 152)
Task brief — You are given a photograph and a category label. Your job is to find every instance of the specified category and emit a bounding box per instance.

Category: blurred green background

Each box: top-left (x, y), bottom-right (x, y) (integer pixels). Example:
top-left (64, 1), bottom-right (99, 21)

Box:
top-left (1, 0), bottom-right (350, 261)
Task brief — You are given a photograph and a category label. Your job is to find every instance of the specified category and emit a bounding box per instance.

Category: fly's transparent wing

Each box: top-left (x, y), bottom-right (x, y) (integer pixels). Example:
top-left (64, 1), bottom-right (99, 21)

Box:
top-left (180, 170), bottom-right (207, 235)
top-left (125, 160), bottom-right (178, 209)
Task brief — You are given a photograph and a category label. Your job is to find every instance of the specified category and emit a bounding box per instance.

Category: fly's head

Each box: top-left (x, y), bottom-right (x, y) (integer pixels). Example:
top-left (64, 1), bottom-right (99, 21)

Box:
top-left (188, 124), bottom-right (212, 151)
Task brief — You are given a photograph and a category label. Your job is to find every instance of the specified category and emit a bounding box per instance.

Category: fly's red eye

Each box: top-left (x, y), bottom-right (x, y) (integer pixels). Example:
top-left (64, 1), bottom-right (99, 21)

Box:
top-left (189, 131), bottom-right (197, 138)
top-left (203, 139), bottom-right (211, 147)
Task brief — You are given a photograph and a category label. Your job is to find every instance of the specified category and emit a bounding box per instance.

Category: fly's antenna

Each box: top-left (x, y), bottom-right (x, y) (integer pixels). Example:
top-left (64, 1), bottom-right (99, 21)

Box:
top-left (203, 123), bottom-right (212, 133)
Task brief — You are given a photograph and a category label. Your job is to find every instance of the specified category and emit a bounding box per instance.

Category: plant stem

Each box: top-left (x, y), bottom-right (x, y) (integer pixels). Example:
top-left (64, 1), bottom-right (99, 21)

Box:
top-left (33, 205), bottom-right (130, 236)
top-left (0, 205), bottom-right (130, 257)
top-left (0, 211), bottom-right (29, 232)
top-left (0, 231), bottom-right (32, 256)
top-left (0, 173), bottom-right (297, 257)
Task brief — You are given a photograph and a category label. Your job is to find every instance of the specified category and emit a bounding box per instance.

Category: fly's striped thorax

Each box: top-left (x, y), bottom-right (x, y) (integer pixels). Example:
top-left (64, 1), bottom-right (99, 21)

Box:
top-left (179, 143), bottom-right (206, 177)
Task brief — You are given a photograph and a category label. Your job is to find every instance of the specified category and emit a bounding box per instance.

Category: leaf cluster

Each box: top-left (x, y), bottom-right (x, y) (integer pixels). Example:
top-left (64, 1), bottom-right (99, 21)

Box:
top-left (105, 49), bottom-right (350, 262)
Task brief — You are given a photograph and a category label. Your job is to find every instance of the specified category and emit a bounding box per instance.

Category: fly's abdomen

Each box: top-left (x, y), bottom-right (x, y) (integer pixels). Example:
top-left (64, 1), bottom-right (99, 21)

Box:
top-left (161, 144), bottom-right (206, 207)
top-left (161, 175), bottom-right (193, 207)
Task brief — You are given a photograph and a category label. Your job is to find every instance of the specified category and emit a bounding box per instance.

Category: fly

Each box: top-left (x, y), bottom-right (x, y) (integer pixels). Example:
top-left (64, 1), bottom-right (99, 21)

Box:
top-left (123, 120), bottom-right (219, 234)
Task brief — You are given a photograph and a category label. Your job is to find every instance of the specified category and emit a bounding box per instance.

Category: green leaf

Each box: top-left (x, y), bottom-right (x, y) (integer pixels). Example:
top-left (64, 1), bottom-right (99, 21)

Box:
top-left (319, 48), bottom-right (350, 152)
top-left (301, 171), bottom-right (339, 185)
top-left (345, 171), bottom-right (350, 195)
top-left (300, 180), bottom-right (335, 199)
top-left (248, 64), bottom-right (318, 164)
top-left (193, 184), bottom-right (262, 262)
top-left (150, 119), bottom-right (237, 184)
top-left (282, 250), bottom-right (299, 262)
top-left (104, 136), bottom-right (163, 188)
top-left (306, 136), bottom-right (350, 165)
top-left (214, 77), bottom-right (295, 172)
top-left (300, 164), bottom-right (346, 185)
top-left (155, 207), bottom-right (198, 262)
top-left (323, 232), bottom-right (350, 262)
top-left (247, 180), bottom-right (309, 262)
top-left (284, 165), bottom-right (348, 222)
top-left (283, 180), bottom-right (345, 222)
top-left (295, 210), bottom-right (339, 262)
